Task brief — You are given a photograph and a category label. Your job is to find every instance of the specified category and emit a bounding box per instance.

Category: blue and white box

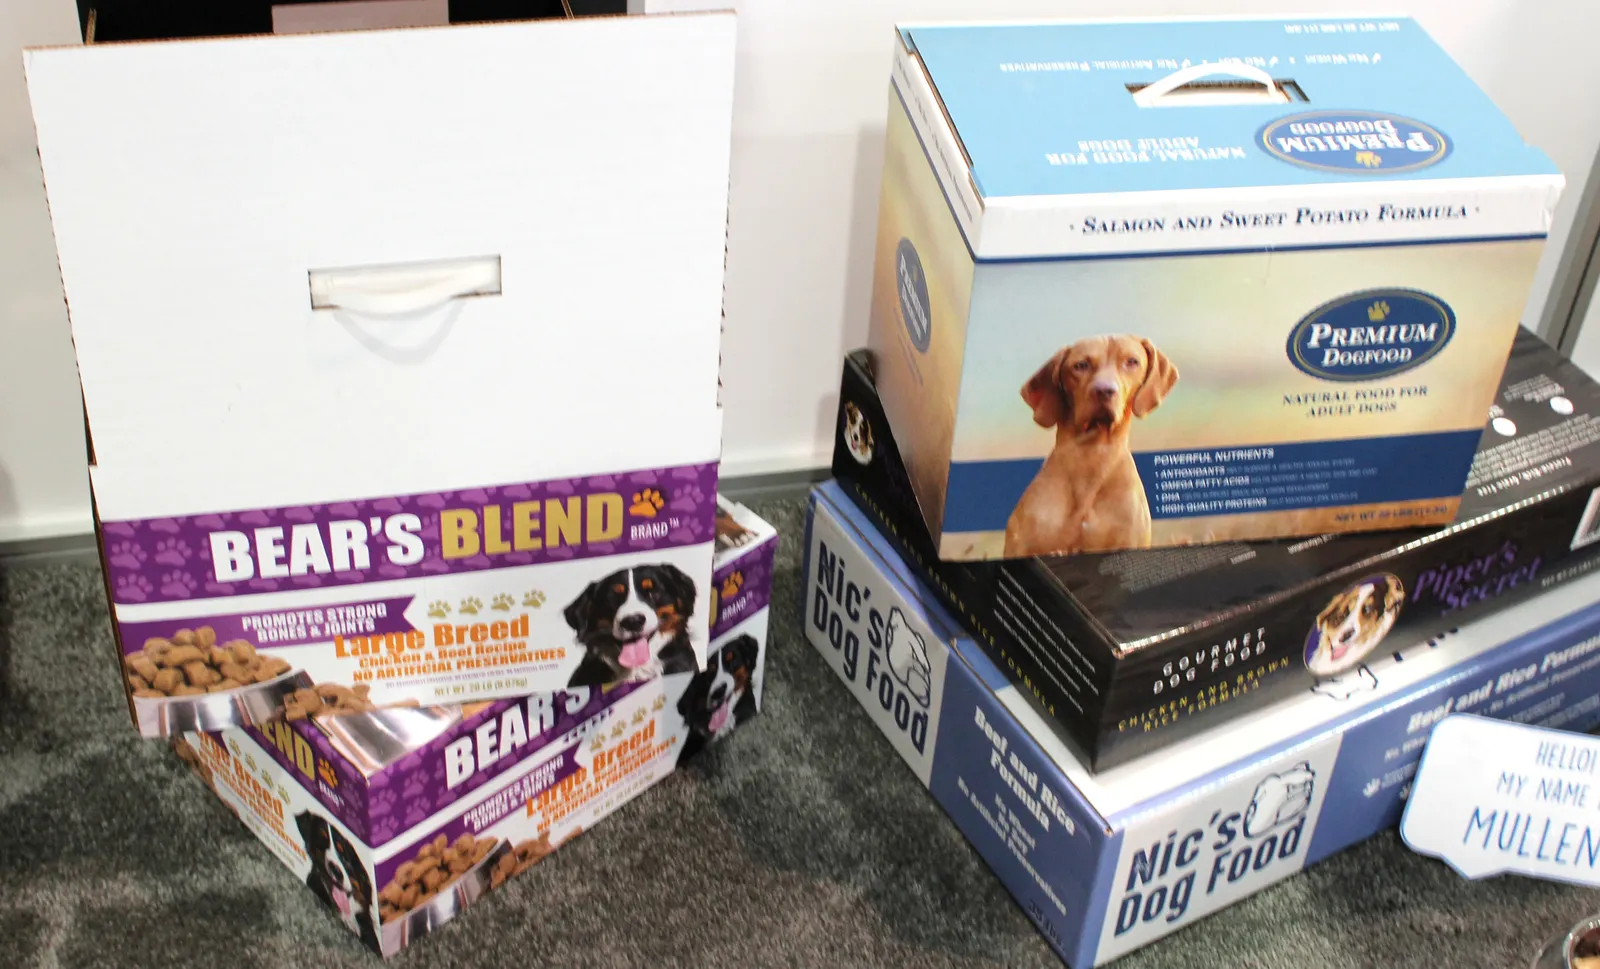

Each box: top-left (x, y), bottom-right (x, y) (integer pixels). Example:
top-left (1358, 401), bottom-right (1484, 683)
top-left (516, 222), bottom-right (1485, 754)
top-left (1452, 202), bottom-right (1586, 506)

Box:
top-left (803, 481), bottom-right (1600, 966)
top-left (868, 17), bottom-right (1563, 559)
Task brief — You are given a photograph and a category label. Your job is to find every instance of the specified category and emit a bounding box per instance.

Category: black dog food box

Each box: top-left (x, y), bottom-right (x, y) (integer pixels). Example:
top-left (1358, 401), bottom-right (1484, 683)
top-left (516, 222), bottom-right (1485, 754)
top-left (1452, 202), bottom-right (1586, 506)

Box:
top-left (171, 498), bottom-right (775, 957)
top-left (833, 327), bottom-right (1600, 770)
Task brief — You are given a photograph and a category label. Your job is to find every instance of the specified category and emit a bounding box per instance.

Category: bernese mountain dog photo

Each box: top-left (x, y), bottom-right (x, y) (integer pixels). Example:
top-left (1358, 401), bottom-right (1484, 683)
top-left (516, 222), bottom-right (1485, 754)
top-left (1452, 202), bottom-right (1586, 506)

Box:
top-left (564, 563), bottom-right (699, 687)
top-left (295, 810), bottom-right (379, 949)
top-left (676, 633), bottom-right (760, 767)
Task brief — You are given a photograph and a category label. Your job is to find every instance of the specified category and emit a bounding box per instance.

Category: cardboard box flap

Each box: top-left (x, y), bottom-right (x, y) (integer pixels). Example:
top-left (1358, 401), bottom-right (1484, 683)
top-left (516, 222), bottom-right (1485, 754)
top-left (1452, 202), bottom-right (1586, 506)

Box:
top-left (25, 13), bottom-right (735, 514)
top-left (899, 17), bottom-right (1560, 200)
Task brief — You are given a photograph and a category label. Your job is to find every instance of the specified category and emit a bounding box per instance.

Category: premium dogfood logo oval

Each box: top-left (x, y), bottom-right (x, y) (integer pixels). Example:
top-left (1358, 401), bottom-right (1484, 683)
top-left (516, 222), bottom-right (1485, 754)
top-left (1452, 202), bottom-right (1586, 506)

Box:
top-left (895, 238), bottom-right (932, 353)
top-left (1258, 111), bottom-right (1450, 174)
top-left (1288, 289), bottom-right (1455, 382)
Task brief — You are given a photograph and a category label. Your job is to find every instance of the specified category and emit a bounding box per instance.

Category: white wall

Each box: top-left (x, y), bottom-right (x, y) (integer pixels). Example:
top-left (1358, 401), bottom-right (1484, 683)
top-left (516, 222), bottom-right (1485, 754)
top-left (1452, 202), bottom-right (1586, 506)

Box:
top-left (3, 0), bottom-right (1599, 539)
top-left (1572, 277), bottom-right (1600, 377)
top-left (0, 0), bottom-right (85, 542)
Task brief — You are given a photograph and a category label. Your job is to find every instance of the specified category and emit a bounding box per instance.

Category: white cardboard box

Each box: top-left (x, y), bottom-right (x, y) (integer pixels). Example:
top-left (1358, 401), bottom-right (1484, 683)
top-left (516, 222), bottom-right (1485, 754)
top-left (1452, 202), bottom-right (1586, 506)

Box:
top-left (25, 13), bottom-right (737, 735)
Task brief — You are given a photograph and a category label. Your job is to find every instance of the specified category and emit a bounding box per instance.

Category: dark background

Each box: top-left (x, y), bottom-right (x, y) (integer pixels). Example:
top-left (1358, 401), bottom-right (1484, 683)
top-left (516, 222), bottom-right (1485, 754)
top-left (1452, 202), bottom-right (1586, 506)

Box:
top-left (73, 0), bottom-right (628, 44)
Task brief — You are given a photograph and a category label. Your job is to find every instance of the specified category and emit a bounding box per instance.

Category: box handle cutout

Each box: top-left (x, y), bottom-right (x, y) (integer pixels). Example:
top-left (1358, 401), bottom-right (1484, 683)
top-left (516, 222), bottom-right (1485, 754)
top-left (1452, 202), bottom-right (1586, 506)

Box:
top-left (1130, 63), bottom-right (1292, 108)
top-left (309, 255), bottom-right (501, 317)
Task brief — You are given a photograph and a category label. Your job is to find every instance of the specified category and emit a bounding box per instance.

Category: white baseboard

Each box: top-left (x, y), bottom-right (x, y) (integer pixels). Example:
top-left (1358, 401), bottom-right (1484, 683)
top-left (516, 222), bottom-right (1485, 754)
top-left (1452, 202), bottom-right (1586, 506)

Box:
top-left (0, 508), bottom-right (94, 546)
top-left (718, 444), bottom-right (832, 480)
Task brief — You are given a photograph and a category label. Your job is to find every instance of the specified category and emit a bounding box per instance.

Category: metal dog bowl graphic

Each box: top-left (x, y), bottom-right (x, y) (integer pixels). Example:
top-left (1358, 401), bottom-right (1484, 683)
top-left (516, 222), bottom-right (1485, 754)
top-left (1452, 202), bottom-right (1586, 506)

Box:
top-left (133, 669), bottom-right (314, 735)
top-left (380, 839), bottom-right (510, 952)
top-left (313, 705), bottom-right (466, 777)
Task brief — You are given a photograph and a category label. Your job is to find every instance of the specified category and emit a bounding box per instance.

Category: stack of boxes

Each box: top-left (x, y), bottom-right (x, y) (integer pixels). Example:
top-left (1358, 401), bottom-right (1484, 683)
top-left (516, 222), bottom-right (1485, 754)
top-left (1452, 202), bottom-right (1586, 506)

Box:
top-left (23, 8), bottom-right (778, 959)
top-left (805, 16), bottom-right (1600, 967)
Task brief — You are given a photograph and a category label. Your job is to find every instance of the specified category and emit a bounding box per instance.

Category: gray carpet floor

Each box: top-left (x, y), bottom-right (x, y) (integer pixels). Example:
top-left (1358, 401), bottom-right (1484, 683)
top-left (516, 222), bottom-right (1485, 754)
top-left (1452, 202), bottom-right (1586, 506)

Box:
top-left (4, 495), bottom-right (1600, 969)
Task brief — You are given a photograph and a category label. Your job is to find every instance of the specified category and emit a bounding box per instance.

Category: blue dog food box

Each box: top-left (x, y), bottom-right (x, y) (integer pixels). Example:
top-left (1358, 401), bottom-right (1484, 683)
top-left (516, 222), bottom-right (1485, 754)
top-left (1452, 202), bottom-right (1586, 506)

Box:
top-left (803, 481), bottom-right (1600, 966)
top-left (869, 16), bottom-right (1563, 560)
top-left (170, 497), bottom-right (775, 958)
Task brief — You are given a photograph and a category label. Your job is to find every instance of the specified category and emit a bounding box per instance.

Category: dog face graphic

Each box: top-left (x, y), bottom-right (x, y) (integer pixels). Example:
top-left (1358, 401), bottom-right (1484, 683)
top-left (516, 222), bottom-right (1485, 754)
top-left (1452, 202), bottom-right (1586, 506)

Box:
top-left (1022, 335), bottom-right (1177, 436)
top-left (1243, 762), bottom-right (1316, 839)
top-left (296, 810), bottom-right (374, 934)
top-left (1306, 574), bottom-right (1405, 678)
top-left (883, 607), bottom-right (932, 707)
top-left (565, 564), bottom-right (696, 674)
top-left (843, 400), bottom-right (875, 465)
top-left (678, 634), bottom-right (759, 739)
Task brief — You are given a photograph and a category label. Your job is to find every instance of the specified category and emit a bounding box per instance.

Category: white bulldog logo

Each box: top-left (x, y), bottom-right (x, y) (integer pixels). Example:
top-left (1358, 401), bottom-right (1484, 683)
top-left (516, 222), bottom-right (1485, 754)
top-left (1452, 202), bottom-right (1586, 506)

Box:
top-left (1243, 762), bottom-right (1316, 839)
top-left (884, 607), bottom-right (932, 707)
top-left (1310, 665), bottom-right (1379, 701)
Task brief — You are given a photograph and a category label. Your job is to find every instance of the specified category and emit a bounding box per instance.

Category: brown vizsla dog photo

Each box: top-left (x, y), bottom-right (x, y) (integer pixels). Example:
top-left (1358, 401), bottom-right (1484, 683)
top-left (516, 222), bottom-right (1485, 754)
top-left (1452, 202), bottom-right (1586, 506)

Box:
top-left (1004, 335), bottom-right (1178, 557)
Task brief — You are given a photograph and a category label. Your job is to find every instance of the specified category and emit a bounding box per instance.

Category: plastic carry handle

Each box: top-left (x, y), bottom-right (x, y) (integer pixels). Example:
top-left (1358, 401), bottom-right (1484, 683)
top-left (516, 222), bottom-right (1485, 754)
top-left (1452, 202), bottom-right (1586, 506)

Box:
top-left (1132, 62), bottom-right (1281, 108)
top-left (309, 256), bottom-right (501, 317)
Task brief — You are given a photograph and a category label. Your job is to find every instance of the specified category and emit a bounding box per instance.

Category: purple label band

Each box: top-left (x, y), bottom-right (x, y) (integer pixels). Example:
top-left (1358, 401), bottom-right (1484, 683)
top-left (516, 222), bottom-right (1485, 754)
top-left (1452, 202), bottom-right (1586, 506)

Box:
top-left (121, 597), bottom-right (417, 656)
top-left (359, 682), bottom-right (636, 847)
top-left (238, 721), bottom-right (375, 841)
top-left (372, 745), bottom-right (585, 889)
top-left (710, 537), bottom-right (777, 640)
top-left (101, 462), bottom-right (719, 606)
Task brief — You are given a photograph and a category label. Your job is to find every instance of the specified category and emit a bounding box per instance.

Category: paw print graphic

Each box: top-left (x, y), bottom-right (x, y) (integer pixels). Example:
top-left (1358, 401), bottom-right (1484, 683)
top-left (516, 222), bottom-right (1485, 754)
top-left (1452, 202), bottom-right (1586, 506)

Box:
top-left (1353, 150), bottom-right (1382, 169)
top-left (227, 738), bottom-right (241, 757)
top-left (159, 571), bottom-right (199, 599)
top-left (459, 596), bottom-right (482, 616)
top-left (277, 785), bottom-right (292, 802)
top-left (652, 696), bottom-right (665, 712)
top-left (590, 735), bottom-right (605, 752)
top-left (629, 488), bottom-right (665, 518)
top-left (114, 573), bottom-right (154, 603)
top-left (369, 788), bottom-right (397, 818)
top-left (678, 483), bottom-right (706, 507)
top-left (427, 600), bottom-right (451, 619)
top-left (522, 590), bottom-right (547, 608)
top-left (245, 754), bottom-right (258, 773)
top-left (317, 760), bottom-right (339, 788)
top-left (632, 708), bottom-right (647, 725)
top-left (721, 571), bottom-right (744, 601)
top-left (106, 541), bottom-right (147, 570)
top-left (611, 721), bottom-right (626, 739)
top-left (152, 537), bottom-right (193, 567)
top-left (490, 593), bottom-right (515, 612)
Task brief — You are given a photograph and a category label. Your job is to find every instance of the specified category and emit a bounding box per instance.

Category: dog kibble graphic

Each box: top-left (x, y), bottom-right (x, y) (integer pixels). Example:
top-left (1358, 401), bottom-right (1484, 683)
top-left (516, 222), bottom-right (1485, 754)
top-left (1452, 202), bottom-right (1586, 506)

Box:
top-left (125, 631), bottom-right (293, 700)
top-left (884, 607), bottom-right (933, 707)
